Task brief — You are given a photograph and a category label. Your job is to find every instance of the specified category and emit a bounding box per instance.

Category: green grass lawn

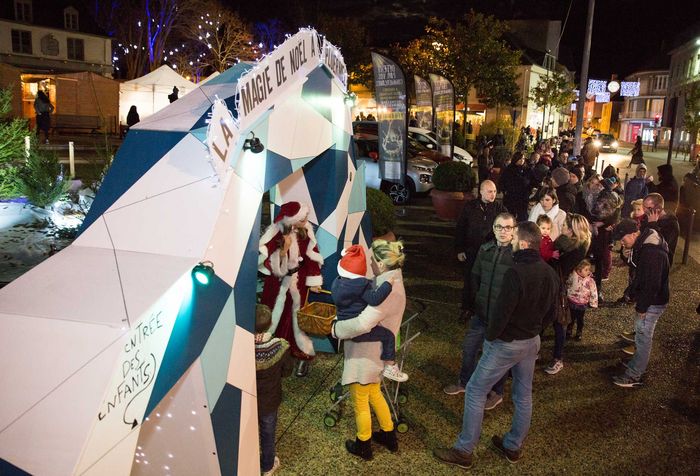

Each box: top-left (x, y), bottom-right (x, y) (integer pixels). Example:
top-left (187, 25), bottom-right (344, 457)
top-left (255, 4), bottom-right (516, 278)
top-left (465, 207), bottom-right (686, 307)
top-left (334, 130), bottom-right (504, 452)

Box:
top-left (274, 197), bottom-right (700, 475)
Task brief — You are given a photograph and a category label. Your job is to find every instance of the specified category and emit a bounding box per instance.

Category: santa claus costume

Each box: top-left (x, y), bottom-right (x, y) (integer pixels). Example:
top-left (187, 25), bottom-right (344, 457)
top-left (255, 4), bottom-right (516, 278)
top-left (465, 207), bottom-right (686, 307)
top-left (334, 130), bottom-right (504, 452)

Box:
top-left (259, 202), bottom-right (323, 376)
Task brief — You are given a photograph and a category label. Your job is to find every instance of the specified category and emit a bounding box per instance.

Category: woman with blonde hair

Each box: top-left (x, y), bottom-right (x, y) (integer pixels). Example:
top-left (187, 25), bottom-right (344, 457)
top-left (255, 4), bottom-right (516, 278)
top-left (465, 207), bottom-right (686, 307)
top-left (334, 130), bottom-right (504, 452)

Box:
top-left (332, 240), bottom-right (406, 461)
top-left (545, 213), bottom-right (592, 375)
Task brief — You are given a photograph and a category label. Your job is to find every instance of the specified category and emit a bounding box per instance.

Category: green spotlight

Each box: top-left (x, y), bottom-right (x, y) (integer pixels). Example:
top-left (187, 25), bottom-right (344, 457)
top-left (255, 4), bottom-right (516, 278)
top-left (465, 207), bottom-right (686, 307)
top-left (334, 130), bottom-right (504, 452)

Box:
top-left (192, 261), bottom-right (214, 286)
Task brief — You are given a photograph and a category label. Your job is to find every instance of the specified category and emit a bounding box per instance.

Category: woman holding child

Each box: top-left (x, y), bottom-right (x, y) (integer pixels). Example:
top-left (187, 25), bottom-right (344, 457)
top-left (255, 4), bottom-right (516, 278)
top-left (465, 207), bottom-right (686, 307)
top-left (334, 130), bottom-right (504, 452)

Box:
top-left (332, 240), bottom-right (407, 461)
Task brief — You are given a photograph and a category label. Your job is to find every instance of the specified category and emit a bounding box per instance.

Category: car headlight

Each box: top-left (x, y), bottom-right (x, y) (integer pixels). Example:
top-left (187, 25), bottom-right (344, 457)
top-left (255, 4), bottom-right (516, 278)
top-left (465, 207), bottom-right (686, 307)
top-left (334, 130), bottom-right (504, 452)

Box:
top-left (412, 165), bottom-right (433, 172)
top-left (612, 141), bottom-right (619, 147)
top-left (593, 140), bottom-right (602, 148)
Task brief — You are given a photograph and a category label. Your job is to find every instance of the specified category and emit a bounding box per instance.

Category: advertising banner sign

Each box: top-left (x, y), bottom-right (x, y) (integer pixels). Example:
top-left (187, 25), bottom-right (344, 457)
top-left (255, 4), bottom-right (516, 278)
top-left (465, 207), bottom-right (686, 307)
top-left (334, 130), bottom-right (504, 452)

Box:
top-left (429, 73), bottom-right (455, 159)
top-left (371, 52), bottom-right (407, 183)
top-left (413, 75), bottom-right (433, 130)
top-left (236, 28), bottom-right (321, 129)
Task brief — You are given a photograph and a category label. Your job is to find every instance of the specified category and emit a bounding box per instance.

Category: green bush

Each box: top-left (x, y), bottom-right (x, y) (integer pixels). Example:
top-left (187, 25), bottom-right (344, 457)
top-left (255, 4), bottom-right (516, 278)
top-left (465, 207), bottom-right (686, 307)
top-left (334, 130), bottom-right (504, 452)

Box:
top-left (0, 87), bottom-right (29, 200)
top-left (432, 161), bottom-right (475, 192)
top-left (366, 187), bottom-right (395, 236)
top-left (19, 147), bottom-right (70, 208)
top-left (479, 118), bottom-right (518, 151)
top-left (0, 165), bottom-right (22, 199)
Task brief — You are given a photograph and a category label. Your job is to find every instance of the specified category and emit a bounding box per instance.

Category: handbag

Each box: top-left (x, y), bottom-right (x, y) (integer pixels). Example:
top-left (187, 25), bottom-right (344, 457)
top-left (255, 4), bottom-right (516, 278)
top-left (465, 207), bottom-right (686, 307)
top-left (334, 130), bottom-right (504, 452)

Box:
top-left (553, 269), bottom-right (571, 326)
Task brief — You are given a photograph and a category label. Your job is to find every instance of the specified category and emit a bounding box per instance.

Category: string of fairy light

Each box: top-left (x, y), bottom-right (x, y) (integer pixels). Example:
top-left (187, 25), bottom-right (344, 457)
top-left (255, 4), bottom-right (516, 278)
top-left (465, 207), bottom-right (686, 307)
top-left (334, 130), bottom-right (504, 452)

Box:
top-left (111, 13), bottom-right (269, 79)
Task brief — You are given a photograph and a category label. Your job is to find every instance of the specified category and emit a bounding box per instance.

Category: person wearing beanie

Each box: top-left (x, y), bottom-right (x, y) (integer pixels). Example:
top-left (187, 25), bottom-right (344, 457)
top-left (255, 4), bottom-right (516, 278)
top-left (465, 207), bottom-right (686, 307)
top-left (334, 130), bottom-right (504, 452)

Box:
top-left (259, 201), bottom-right (324, 377)
top-left (331, 244), bottom-right (407, 382)
top-left (622, 163), bottom-right (652, 218)
top-left (551, 167), bottom-right (576, 212)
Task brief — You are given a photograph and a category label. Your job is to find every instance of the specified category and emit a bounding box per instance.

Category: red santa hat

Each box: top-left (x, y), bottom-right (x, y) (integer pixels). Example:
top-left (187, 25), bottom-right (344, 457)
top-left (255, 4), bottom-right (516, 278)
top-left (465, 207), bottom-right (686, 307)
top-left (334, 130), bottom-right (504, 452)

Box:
top-left (274, 201), bottom-right (309, 226)
top-left (337, 245), bottom-right (367, 279)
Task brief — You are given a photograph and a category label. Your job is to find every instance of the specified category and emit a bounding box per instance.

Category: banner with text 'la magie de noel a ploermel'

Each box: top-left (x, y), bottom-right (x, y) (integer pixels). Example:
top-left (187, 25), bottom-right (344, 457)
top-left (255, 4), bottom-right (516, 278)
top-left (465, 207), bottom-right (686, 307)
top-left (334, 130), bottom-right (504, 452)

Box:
top-left (430, 73), bottom-right (455, 159)
top-left (371, 52), bottom-right (407, 184)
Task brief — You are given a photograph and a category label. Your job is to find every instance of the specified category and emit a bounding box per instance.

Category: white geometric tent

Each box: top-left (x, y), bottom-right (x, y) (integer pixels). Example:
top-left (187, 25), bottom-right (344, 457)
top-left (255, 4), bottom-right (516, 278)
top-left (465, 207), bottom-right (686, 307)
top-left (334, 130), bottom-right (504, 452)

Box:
top-left (119, 65), bottom-right (196, 124)
top-left (0, 29), bottom-right (369, 475)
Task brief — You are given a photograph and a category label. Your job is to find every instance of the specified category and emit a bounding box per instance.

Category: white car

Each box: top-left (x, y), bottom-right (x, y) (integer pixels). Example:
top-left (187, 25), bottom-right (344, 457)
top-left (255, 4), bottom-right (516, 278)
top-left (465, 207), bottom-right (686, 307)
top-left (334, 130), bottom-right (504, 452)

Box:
top-left (353, 134), bottom-right (437, 205)
top-left (408, 126), bottom-right (474, 164)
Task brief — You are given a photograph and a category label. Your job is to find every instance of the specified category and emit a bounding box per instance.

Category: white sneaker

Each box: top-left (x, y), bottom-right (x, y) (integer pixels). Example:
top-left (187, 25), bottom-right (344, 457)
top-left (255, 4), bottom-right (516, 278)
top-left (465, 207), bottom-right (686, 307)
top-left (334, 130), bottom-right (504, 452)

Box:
top-left (263, 456), bottom-right (280, 475)
top-left (383, 363), bottom-right (408, 382)
top-left (545, 359), bottom-right (564, 375)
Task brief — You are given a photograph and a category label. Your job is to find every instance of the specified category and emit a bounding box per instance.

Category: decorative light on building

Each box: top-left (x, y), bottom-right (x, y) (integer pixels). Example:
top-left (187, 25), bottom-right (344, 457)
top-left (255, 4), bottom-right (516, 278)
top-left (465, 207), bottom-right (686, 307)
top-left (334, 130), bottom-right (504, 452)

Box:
top-left (620, 81), bottom-right (640, 97)
top-left (587, 79), bottom-right (607, 94)
top-left (607, 80), bottom-right (620, 93)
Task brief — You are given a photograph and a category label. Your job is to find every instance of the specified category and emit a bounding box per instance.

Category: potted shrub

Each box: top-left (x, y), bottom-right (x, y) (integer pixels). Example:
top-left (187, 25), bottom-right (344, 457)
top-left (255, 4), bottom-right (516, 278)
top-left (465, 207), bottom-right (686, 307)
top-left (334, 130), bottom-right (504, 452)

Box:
top-left (430, 161), bottom-right (476, 220)
top-left (366, 187), bottom-right (397, 241)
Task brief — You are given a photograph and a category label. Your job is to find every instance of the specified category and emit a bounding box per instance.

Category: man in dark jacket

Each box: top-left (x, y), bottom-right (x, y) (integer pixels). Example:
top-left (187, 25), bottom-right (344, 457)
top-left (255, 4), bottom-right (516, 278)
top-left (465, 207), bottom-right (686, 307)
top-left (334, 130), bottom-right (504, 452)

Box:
top-left (455, 180), bottom-right (508, 319)
top-left (612, 219), bottom-right (669, 387)
top-left (649, 164), bottom-right (679, 213)
top-left (435, 222), bottom-right (559, 469)
top-left (640, 193), bottom-right (679, 266)
top-left (551, 167), bottom-right (576, 212)
top-left (443, 213), bottom-right (515, 410)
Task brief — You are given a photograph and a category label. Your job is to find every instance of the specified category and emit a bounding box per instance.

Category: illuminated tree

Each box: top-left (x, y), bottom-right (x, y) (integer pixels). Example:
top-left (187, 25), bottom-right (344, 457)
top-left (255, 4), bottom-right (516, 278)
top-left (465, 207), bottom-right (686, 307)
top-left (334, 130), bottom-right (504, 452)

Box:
top-left (253, 19), bottom-right (287, 55)
top-left (394, 12), bottom-right (521, 128)
top-left (683, 83), bottom-right (700, 145)
top-left (181, 1), bottom-right (256, 73)
top-left (529, 70), bottom-right (576, 135)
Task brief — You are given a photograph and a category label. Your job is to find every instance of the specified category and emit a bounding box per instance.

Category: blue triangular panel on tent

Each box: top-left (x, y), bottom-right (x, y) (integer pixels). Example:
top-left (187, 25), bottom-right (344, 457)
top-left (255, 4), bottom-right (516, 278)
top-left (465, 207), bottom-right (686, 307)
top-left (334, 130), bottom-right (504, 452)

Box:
top-left (145, 275), bottom-right (233, 416)
top-left (203, 63), bottom-right (251, 86)
top-left (233, 202), bottom-right (262, 334)
top-left (262, 150), bottom-right (294, 192)
top-left (315, 225), bottom-right (337, 260)
top-left (189, 110), bottom-right (215, 134)
top-left (360, 212), bottom-right (373, 243)
top-left (79, 130), bottom-right (188, 233)
top-left (304, 149), bottom-right (348, 224)
top-left (0, 459), bottom-right (31, 476)
top-left (348, 162), bottom-right (366, 214)
top-left (210, 383), bottom-right (241, 476)
top-left (301, 68), bottom-right (333, 123)
top-left (190, 126), bottom-right (209, 144)
top-left (200, 291), bottom-right (237, 410)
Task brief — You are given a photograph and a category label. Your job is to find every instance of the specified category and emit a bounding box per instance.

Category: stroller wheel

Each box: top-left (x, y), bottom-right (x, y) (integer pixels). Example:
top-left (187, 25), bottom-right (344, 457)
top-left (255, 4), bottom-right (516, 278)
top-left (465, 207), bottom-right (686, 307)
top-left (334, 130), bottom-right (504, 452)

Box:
top-left (396, 418), bottom-right (409, 433)
top-left (398, 389), bottom-right (409, 404)
top-left (324, 411), bottom-right (339, 428)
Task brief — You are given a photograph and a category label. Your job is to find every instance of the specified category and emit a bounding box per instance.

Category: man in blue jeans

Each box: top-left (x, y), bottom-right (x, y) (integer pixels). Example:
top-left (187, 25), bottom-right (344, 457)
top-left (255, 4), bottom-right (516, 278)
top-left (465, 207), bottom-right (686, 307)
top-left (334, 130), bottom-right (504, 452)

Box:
top-left (434, 221), bottom-right (559, 469)
top-left (612, 219), bottom-right (670, 387)
top-left (443, 212), bottom-right (516, 411)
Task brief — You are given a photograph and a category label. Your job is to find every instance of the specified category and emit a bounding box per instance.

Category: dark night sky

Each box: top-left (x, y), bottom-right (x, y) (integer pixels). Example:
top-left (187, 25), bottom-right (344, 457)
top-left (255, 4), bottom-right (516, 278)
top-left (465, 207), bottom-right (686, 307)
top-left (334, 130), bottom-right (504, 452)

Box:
top-left (233, 0), bottom-right (700, 79)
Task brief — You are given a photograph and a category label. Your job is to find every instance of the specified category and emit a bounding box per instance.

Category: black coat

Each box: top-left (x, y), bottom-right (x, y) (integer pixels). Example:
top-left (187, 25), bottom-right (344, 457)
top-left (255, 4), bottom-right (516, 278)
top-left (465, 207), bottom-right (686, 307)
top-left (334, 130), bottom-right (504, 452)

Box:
top-left (468, 241), bottom-right (514, 323)
top-left (455, 199), bottom-right (508, 254)
top-left (487, 248), bottom-right (559, 342)
top-left (555, 183), bottom-right (577, 213)
top-left (500, 164), bottom-right (531, 210)
top-left (640, 213), bottom-right (679, 266)
top-left (627, 228), bottom-right (670, 313)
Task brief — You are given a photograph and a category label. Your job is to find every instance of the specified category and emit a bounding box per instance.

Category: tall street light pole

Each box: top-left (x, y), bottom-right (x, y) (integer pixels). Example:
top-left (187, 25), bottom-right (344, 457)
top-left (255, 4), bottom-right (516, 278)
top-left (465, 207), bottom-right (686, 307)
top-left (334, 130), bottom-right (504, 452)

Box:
top-left (574, 0), bottom-right (595, 156)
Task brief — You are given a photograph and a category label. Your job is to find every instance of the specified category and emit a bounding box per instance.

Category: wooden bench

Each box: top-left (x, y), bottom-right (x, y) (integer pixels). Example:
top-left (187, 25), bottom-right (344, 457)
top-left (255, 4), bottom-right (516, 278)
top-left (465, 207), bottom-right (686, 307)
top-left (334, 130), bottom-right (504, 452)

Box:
top-left (52, 115), bottom-right (101, 133)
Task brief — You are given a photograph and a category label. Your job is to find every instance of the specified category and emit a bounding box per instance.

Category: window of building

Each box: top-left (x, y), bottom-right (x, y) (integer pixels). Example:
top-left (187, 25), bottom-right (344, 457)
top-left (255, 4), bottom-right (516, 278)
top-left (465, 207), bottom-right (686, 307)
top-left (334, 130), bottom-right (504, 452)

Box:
top-left (14, 0), bottom-right (32, 22)
top-left (67, 38), bottom-right (84, 61)
top-left (64, 7), bottom-right (79, 30)
top-left (11, 29), bottom-right (32, 54)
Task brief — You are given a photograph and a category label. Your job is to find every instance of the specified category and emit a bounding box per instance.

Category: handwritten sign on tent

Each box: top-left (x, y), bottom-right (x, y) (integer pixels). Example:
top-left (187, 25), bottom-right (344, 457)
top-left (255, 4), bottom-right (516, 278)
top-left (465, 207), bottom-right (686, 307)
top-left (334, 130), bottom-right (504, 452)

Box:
top-left (236, 29), bottom-right (321, 129)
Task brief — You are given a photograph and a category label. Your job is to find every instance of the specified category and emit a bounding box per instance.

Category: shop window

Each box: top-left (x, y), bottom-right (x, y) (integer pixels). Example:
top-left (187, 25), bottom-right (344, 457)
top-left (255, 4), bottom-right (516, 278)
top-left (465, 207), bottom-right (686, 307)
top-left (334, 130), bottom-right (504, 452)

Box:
top-left (64, 7), bottom-right (79, 30)
top-left (14, 0), bottom-right (32, 22)
top-left (67, 38), bottom-right (84, 61)
top-left (11, 30), bottom-right (32, 54)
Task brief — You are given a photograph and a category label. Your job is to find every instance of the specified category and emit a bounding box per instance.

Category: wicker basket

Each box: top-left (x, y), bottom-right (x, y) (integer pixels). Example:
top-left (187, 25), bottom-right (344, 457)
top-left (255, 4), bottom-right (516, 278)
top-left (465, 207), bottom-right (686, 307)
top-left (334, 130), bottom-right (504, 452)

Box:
top-left (298, 297), bottom-right (336, 336)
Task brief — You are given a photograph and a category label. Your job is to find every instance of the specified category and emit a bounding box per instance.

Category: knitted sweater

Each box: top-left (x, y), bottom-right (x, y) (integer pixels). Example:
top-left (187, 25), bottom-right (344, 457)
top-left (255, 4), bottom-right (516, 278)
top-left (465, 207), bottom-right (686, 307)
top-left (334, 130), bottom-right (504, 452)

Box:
top-left (255, 335), bottom-right (293, 414)
top-left (332, 269), bottom-right (406, 385)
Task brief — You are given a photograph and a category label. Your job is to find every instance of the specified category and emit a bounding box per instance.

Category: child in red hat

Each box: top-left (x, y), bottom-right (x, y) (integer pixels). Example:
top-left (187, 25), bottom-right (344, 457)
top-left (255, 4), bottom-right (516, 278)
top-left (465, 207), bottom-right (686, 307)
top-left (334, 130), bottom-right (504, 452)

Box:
top-left (331, 244), bottom-right (408, 382)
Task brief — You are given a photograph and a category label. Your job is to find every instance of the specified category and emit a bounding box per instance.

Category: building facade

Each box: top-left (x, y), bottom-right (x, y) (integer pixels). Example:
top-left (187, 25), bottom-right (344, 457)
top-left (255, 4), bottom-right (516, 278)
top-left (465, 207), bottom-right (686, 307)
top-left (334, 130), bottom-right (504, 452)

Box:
top-left (667, 34), bottom-right (700, 155)
top-left (619, 70), bottom-right (668, 144)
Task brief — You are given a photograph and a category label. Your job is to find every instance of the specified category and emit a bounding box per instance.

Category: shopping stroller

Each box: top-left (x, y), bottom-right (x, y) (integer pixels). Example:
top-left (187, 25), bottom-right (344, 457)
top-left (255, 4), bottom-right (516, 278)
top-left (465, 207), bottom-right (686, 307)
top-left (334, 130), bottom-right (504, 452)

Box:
top-left (323, 301), bottom-right (424, 433)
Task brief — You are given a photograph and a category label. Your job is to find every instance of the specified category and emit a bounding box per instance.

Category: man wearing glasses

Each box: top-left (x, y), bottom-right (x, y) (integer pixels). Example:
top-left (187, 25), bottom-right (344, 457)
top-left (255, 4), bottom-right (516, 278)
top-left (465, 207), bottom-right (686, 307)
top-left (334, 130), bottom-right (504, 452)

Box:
top-left (455, 180), bottom-right (508, 322)
top-left (443, 212), bottom-right (515, 412)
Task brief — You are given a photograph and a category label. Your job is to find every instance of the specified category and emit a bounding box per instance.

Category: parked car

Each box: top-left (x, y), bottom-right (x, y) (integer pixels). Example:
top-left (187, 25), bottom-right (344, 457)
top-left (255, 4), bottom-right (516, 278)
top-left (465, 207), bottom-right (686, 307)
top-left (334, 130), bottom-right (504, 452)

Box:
top-left (352, 133), bottom-right (436, 204)
top-left (593, 133), bottom-right (619, 153)
top-left (353, 121), bottom-right (472, 164)
top-left (408, 126), bottom-right (474, 164)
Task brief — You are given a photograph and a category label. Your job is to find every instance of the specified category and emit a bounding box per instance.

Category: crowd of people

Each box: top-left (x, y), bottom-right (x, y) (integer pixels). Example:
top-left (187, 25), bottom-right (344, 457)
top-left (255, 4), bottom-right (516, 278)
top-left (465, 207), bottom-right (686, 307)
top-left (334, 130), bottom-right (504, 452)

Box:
top-left (254, 131), bottom-right (691, 472)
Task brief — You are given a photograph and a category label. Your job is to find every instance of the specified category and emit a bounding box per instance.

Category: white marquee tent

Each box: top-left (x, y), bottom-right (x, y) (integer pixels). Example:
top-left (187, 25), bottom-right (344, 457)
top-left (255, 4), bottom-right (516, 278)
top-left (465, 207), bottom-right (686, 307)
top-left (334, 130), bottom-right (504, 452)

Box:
top-left (119, 65), bottom-right (196, 124)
